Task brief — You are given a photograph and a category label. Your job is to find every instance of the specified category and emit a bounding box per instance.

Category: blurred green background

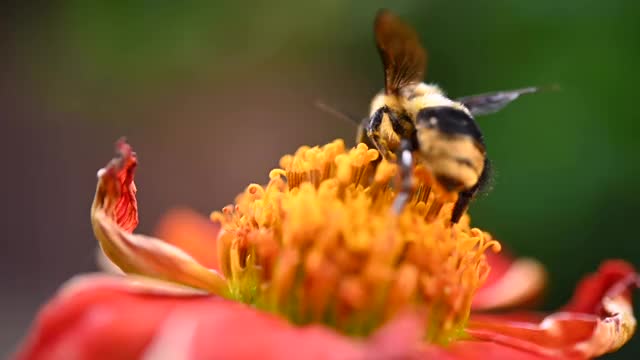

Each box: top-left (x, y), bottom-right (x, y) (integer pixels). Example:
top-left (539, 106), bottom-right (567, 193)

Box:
top-left (1, 1), bottom-right (638, 358)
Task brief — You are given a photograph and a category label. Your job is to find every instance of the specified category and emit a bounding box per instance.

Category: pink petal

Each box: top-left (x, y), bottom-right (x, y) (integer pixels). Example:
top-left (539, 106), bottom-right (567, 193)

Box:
top-left (15, 274), bottom-right (590, 360)
top-left (442, 340), bottom-right (552, 360)
top-left (13, 275), bottom-right (206, 360)
top-left (472, 251), bottom-right (547, 310)
top-left (468, 260), bottom-right (639, 359)
top-left (154, 208), bottom-right (220, 270)
top-left (13, 275), bottom-right (364, 360)
top-left (184, 301), bottom-right (364, 359)
top-left (562, 260), bottom-right (635, 313)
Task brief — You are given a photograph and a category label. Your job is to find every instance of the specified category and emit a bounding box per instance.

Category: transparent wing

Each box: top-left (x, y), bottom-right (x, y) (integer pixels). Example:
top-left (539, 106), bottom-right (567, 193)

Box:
top-left (457, 86), bottom-right (542, 116)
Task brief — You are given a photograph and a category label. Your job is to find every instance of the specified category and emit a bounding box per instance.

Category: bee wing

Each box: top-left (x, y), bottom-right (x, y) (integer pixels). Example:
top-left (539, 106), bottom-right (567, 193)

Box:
top-left (457, 86), bottom-right (542, 116)
top-left (375, 9), bottom-right (427, 94)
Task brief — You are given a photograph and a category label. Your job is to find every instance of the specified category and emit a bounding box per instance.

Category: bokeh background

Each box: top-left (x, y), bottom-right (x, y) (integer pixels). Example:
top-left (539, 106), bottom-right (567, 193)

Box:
top-left (2, 1), bottom-right (639, 358)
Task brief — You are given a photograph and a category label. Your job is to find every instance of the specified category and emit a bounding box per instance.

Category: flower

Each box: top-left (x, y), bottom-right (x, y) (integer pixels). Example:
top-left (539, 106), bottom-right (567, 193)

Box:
top-left (15, 139), bottom-right (638, 359)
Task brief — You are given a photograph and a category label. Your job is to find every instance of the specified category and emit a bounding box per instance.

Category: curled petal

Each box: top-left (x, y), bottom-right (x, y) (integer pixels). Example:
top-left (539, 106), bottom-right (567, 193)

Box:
top-left (468, 260), bottom-right (639, 359)
top-left (57, 273), bottom-right (209, 298)
top-left (91, 140), bottom-right (227, 296)
top-left (96, 209), bottom-right (219, 273)
top-left (154, 208), bottom-right (220, 270)
top-left (563, 260), bottom-right (636, 313)
top-left (95, 247), bottom-right (124, 275)
top-left (92, 139), bottom-right (139, 233)
top-left (473, 251), bottom-right (547, 310)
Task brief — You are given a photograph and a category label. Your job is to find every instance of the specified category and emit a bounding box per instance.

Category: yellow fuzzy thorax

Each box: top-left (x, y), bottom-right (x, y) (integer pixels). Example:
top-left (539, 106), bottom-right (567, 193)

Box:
top-left (211, 139), bottom-right (500, 343)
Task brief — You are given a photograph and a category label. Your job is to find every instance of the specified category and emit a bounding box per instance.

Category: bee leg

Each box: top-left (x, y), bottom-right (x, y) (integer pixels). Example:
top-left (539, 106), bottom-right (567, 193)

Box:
top-left (451, 188), bottom-right (475, 224)
top-left (392, 138), bottom-right (414, 214)
top-left (365, 106), bottom-right (393, 160)
top-left (357, 117), bottom-right (376, 149)
top-left (451, 159), bottom-right (491, 223)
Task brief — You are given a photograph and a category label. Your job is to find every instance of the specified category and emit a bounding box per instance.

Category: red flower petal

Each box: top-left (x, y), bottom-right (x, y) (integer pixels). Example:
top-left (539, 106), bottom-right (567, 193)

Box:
top-left (443, 340), bottom-right (551, 360)
top-left (14, 276), bottom-right (194, 360)
top-left (15, 275), bottom-right (557, 360)
top-left (27, 268), bottom-right (633, 360)
top-left (154, 208), bottom-right (220, 270)
top-left (473, 251), bottom-right (547, 310)
top-left (482, 249), bottom-right (514, 286)
top-left (563, 260), bottom-right (636, 313)
top-left (468, 260), bottom-right (639, 359)
top-left (14, 275), bottom-right (364, 360)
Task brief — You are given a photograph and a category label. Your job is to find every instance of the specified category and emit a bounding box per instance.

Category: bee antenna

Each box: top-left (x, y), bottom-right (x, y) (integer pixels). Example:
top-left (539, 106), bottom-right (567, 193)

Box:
top-left (540, 83), bottom-right (562, 92)
top-left (314, 100), bottom-right (360, 126)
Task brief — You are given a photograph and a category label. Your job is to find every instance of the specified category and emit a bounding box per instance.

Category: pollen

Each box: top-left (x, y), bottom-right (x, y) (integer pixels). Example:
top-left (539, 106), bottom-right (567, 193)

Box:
top-left (211, 139), bottom-right (501, 343)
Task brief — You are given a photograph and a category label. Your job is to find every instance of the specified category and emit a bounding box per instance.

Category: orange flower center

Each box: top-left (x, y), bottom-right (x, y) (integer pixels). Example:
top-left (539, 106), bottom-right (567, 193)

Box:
top-left (211, 140), bottom-right (500, 343)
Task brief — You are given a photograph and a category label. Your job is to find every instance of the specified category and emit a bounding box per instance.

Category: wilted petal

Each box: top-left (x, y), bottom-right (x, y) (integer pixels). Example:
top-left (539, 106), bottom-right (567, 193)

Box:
top-left (93, 139), bottom-right (139, 233)
top-left (473, 251), bottom-right (547, 310)
top-left (154, 208), bottom-right (220, 270)
top-left (91, 140), bottom-right (227, 295)
top-left (468, 260), bottom-right (639, 359)
top-left (96, 208), bottom-right (219, 273)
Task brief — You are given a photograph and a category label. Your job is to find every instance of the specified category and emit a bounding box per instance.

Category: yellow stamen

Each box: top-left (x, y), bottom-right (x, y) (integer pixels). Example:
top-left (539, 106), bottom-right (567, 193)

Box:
top-left (212, 139), bottom-right (501, 343)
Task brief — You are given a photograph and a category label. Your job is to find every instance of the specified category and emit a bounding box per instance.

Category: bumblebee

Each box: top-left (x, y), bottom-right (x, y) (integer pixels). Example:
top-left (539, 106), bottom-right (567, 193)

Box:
top-left (358, 10), bottom-right (540, 223)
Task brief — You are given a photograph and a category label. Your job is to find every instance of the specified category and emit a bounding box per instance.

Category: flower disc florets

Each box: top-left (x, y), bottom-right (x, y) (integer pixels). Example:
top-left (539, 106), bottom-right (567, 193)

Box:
top-left (212, 140), bottom-right (500, 343)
